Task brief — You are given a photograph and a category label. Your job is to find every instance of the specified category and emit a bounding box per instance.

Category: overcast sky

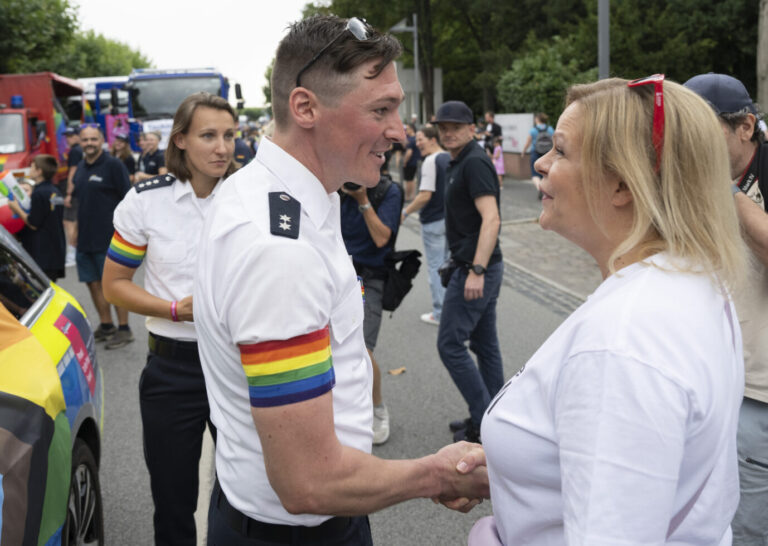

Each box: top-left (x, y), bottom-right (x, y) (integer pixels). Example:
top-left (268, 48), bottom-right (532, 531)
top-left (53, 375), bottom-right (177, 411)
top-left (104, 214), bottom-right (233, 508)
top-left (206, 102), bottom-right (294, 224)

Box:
top-left (72, 0), bottom-right (310, 108)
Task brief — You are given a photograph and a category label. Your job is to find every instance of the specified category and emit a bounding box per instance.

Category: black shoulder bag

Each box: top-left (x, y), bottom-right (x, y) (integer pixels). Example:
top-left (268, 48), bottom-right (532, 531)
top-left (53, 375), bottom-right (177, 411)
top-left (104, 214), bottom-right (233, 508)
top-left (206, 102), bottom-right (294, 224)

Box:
top-left (368, 175), bottom-right (422, 313)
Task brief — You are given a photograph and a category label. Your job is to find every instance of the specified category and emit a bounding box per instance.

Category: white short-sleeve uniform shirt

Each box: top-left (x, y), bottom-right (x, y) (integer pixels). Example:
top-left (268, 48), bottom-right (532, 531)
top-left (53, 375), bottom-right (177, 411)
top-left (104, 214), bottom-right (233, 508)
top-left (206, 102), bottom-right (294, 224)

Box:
top-left (111, 174), bottom-right (220, 340)
top-left (482, 254), bottom-right (743, 545)
top-left (194, 137), bottom-right (373, 526)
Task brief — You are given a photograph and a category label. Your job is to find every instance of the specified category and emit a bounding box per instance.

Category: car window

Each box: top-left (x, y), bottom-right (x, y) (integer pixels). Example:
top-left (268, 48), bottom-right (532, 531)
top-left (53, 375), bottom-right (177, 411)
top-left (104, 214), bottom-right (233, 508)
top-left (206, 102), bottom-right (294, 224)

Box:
top-left (0, 247), bottom-right (48, 320)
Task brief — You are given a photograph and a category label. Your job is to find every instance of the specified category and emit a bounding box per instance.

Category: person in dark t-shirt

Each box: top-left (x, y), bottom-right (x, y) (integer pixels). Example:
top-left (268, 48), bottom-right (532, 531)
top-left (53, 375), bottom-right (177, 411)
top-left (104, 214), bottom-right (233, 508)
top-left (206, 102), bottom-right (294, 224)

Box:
top-left (8, 155), bottom-right (66, 280)
top-left (434, 100), bottom-right (503, 444)
top-left (136, 130), bottom-right (167, 183)
top-left (70, 125), bottom-right (133, 347)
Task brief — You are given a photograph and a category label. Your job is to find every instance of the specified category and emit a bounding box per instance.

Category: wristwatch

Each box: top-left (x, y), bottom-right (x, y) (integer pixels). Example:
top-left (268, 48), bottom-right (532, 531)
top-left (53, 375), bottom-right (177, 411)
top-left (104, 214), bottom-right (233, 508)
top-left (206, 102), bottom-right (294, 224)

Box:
top-left (470, 264), bottom-right (486, 275)
top-left (359, 203), bottom-right (372, 212)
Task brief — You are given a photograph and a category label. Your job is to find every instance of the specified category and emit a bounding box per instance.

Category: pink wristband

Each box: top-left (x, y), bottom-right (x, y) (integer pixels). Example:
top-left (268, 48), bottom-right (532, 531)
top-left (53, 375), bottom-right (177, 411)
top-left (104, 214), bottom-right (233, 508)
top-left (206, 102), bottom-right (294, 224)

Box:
top-left (170, 300), bottom-right (179, 322)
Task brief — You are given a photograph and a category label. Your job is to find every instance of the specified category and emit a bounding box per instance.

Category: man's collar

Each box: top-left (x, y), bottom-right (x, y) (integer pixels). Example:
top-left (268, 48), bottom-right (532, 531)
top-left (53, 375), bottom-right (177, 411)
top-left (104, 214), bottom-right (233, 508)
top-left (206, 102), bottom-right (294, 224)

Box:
top-left (449, 140), bottom-right (477, 164)
top-left (256, 137), bottom-right (333, 228)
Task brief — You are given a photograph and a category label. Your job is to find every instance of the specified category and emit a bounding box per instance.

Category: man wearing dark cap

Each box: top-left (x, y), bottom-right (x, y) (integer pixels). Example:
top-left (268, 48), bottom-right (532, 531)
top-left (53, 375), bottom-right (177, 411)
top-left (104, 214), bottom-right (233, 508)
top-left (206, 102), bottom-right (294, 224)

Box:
top-left (434, 100), bottom-right (503, 444)
top-left (685, 73), bottom-right (768, 545)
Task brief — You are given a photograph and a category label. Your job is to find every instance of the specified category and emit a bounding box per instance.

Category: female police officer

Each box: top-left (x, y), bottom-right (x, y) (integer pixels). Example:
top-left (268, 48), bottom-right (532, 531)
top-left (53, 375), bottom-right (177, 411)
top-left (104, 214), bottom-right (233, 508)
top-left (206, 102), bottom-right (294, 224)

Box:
top-left (102, 92), bottom-right (238, 545)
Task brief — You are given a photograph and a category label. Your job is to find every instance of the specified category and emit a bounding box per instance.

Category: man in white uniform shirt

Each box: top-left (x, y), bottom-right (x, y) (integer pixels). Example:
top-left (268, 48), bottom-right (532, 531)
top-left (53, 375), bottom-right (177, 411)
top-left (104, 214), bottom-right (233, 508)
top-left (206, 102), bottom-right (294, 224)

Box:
top-left (194, 15), bottom-right (487, 545)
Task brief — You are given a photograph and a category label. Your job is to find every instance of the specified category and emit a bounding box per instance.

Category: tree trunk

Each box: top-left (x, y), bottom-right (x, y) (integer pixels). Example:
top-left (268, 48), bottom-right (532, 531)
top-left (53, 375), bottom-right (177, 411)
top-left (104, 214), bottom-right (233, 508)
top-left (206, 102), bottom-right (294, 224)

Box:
top-left (417, 0), bottom-right (435, 119)
top-left (759, 0), bottom-right (768, 110)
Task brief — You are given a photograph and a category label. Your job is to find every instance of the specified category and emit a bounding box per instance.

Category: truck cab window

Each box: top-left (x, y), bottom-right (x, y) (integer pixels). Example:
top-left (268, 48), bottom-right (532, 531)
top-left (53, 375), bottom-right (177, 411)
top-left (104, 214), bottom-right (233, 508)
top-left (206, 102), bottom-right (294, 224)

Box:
top-left (0, 114), bottom-right (25, 154)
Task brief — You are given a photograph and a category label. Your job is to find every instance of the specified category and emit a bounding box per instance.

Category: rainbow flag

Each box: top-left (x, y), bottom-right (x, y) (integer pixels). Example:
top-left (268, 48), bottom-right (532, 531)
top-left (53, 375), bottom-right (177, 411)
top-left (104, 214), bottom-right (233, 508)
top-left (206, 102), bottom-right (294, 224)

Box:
top-left (83, 101), bottom-right (94, 123)
top-left (239, 327), bottom-right (335, 407)
top-left (106, 230), bottom-right (147, 268)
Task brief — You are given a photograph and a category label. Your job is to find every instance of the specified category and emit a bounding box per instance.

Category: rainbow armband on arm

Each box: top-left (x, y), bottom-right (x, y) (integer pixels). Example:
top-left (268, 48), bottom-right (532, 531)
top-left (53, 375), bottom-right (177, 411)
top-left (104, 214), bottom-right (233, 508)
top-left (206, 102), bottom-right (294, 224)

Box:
top-left (239, 326), bottom-right (335, 408)
top-left (106, 230), bottom-right (147, 268)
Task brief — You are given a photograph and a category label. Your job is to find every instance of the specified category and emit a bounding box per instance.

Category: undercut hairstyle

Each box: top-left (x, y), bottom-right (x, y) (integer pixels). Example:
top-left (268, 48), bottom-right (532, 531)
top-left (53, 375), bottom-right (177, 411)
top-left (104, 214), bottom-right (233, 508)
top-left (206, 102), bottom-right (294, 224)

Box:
top-left (719, 110), bottom-right (765, 144)
top-left (419, 124), bottom-right (439, 141)
top-left (271, 15), bottom-right (402, 127)
top-left (165, 92), bottom-right (238, 181)
top-left (536, 112), bottom-right (549, 124)
top-left (33, 154), bottom-right (58, 181)
top-left (565, 78), bottom-right (747, 290)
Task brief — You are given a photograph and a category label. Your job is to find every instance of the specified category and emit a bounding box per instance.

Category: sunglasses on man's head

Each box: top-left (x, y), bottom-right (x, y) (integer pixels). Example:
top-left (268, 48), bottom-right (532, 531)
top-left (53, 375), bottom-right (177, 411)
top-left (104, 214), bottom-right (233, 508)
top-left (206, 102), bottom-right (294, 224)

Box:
top-left (627, 74), bottom-right (665, 173)
top-left (295, 17), bottom-right (373, 89)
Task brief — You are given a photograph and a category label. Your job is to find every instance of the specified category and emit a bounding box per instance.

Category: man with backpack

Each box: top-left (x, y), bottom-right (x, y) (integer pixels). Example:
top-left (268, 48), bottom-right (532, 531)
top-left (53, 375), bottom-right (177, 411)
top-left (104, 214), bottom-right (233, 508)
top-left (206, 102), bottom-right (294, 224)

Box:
top-left (340, 163), bottom-right (403, 445)
top-left (524, 112), bottom-right (554, 199)
top-left (685, 73), bottom-right (768, 546)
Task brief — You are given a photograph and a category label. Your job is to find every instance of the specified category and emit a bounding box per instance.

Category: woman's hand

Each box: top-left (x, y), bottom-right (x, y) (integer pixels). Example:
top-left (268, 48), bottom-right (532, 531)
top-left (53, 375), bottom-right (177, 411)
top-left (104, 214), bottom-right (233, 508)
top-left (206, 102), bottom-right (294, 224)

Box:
top-left (176, 295), bottom-right (194, 322)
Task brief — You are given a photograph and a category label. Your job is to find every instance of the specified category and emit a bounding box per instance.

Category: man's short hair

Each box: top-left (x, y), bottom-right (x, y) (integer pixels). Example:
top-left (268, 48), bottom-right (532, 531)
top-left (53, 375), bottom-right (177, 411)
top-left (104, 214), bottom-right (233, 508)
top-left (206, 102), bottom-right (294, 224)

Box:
top-left (33, 154), bottom-right (58, 181)
top-left (271, 15), bottom-right (402, 127)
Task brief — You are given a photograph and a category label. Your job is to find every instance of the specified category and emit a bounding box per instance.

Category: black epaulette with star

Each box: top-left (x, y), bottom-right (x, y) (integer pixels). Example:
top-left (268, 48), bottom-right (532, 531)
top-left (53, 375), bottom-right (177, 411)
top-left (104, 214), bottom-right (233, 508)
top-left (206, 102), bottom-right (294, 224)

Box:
top-left (135, 174), bottom-right (176, 193)
top-left (269, 192), bottom-right (300, 239)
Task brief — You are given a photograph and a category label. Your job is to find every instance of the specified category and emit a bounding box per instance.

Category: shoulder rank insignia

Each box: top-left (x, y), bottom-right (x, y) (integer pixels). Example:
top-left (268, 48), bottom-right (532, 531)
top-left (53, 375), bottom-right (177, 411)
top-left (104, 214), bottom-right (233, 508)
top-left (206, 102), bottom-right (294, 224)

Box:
top-left (269, 192), bottom-right (300, 239)
top-left (135, 174), bottom-right (176, 193)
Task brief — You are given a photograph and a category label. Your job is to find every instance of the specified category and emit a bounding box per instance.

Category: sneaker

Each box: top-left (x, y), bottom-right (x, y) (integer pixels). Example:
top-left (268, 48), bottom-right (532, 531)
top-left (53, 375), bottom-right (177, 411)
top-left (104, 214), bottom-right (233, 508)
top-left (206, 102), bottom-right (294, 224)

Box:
top-left (93, 324), bottom-right (117, 342)
top-left (453, 420), bottom-right (481, 444)
top-left (420, 312), bottom-right (439, 326)
top-left (449, 417), bottom-right (471, 433)
top-left (373, 405), bottom-right (390, 445)
top-left (105, 328), bottom-right (134, 350)
top-left (65, 245), bottom-right (76, 268)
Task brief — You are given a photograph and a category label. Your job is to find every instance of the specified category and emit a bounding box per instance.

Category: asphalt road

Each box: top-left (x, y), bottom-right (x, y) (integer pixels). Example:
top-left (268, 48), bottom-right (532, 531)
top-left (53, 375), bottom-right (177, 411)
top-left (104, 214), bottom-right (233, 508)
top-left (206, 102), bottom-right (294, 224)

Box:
top-left (56, 176), bottom-right (600, 545)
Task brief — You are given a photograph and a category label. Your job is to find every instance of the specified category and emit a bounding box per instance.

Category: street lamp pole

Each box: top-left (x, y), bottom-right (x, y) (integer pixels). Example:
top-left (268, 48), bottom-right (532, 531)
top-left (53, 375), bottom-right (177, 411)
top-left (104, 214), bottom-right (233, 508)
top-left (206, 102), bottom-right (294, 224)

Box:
top-left (389, 13), bottom-right (420, 122)
top-left (598, 0), bottom-right (610, 79)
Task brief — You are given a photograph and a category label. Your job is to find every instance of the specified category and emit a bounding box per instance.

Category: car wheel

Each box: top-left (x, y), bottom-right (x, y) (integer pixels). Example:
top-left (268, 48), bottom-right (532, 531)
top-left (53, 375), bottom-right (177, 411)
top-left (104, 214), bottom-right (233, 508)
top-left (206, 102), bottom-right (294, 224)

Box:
top-left (64, 439), bottom-right (104, 546)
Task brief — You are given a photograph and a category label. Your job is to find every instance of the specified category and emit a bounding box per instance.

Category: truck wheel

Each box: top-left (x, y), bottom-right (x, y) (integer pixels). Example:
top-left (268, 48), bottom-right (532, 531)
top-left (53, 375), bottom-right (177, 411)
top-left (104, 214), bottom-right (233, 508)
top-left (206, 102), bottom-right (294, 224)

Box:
top-left (63, 439), bottom-right (104, 546)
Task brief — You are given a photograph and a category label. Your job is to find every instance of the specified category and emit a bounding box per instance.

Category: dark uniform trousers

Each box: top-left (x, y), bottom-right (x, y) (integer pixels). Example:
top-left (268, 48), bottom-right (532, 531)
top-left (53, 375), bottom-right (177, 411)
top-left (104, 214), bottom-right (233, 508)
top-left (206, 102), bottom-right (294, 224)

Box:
top-left (207, 480), bottom-right (373, 546)
top-left (140, 334), bottom-right (215, 546)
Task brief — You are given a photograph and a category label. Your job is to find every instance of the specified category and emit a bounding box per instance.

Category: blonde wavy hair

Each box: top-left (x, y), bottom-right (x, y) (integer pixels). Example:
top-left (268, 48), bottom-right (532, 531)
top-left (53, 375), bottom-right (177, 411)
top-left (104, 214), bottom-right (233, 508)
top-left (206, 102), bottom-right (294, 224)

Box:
top-left (566, 77), bottom-right (747, 290)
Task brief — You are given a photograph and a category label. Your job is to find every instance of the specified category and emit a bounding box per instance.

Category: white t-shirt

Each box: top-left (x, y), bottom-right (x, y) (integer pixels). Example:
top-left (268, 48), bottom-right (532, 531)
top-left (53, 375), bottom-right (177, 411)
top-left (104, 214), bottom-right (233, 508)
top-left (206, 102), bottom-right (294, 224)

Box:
top-left (483, 253), bottom-right (743, 545)
top-left (419, 153), bottom-right (438, 193)
top-left (193, 137), bottom-right (373, 526)
top-left (111, 175), bottom-right (220, 340)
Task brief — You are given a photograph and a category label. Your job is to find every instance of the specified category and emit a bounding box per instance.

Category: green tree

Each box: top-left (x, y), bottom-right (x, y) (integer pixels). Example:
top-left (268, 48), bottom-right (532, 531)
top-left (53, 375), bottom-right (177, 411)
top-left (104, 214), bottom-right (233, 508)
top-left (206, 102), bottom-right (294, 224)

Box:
top-left (0, 0), bottom-right (77, 73)
top-left (48, 30), bottom-right (152, 77)
top-left (569, 0), bottom-right (758, 90)
top-left (262, 59), bottom-right (274, 110)
top-left (242, 107), bottom-right (267, 121)
top-left (497, 36), bottom-right (597, 121)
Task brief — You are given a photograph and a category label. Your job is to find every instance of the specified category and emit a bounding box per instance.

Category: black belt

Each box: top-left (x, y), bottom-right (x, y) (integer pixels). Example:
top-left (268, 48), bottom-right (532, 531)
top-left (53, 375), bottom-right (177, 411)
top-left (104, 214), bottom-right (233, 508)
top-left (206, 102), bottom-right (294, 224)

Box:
top-left (213, 480), bottom-right (352, 542)
top-left (148, 332), bottom-right (200, 362)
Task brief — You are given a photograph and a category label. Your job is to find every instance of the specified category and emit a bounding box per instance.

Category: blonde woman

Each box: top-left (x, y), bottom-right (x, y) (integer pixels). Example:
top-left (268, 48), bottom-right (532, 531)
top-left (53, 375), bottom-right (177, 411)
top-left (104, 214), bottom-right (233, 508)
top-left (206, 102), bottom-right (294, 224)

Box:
top-left (461, 77), bottom-right (748, 545)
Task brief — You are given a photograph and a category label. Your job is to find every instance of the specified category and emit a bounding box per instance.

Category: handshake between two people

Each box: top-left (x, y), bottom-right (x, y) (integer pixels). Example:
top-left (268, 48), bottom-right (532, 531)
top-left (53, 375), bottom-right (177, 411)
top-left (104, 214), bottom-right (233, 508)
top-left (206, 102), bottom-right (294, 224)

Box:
top-left (431, 441), bottom-right (488, 513)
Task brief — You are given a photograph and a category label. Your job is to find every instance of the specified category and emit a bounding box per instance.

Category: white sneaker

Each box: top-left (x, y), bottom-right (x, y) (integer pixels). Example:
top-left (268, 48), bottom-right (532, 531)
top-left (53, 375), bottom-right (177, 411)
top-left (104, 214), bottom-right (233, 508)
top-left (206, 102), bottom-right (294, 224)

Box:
top-left (373, 405), bottom-right (390, 445)
top-left (65, 245), bottom-right (76, 267)
top-left (420, 312), bottom-right (439, 326)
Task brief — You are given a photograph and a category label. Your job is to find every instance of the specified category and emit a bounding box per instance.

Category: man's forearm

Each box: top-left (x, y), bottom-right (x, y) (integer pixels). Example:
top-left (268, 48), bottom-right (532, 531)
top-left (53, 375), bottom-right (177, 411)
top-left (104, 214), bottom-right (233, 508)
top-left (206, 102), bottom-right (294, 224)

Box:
top-left (472, 215), bottom-right (500, 267)
top-left (268, 441), bottom-right (487, 516)
top-left (361, 208), bottom-right (393, 248)
top-left (403, 191), bottom-right (432, 216)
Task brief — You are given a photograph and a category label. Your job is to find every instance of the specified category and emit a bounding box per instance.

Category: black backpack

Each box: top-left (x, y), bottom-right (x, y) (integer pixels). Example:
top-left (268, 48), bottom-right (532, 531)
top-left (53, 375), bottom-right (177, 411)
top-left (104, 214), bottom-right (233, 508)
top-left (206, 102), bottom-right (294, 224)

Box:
top-left (534, 127), bottom-right (553, 155)
top-left (368, 175), bottom-right (422, 312)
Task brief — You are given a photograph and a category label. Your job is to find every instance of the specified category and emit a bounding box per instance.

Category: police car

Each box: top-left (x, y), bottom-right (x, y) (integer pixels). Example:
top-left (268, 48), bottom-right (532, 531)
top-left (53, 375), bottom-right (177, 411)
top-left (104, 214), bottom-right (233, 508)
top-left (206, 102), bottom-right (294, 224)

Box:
top-left (0, 225), bottom-right (104, 545)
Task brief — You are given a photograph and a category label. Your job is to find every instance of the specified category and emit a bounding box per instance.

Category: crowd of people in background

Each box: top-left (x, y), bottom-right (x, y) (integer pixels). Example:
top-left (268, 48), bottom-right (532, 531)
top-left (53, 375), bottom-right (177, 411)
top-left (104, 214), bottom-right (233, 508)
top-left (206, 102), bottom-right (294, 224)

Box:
top-left (3, 13), bottom-right (767, 545)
